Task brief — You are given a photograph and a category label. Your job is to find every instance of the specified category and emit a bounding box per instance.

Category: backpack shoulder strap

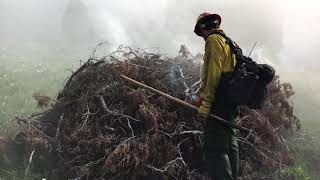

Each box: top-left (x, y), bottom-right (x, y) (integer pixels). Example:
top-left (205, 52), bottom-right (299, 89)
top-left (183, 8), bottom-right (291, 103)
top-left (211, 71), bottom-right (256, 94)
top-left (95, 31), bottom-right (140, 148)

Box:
top-left (209, 31), bottom-right (243, 57)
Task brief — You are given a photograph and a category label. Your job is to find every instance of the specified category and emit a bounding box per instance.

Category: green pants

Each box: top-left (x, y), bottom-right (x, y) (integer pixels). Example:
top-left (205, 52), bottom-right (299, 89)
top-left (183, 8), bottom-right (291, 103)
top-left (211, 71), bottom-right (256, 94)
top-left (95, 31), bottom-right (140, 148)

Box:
top-left (203, 95), bottom-right (239, 180)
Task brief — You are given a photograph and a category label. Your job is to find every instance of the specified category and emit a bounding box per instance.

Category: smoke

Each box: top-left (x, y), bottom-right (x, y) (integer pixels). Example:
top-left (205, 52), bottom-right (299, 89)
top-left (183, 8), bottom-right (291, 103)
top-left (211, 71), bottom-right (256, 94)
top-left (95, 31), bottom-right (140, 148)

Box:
top-left (0, 0), bottom-right (67, 43)
top-left (0, 0), bottom-right (319, 123)
top-left (86, 0), bottom-right (283, 58)
top-left (280, 0), bottom-right (320, 72)
top-left (0, 0), bottom-right (319, 71)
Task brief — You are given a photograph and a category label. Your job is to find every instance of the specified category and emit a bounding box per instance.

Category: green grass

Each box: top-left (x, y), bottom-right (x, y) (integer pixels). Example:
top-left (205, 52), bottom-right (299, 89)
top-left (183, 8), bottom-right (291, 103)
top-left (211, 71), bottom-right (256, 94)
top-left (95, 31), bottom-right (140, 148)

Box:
top-left (0, 45), bottom-right (86, 136)
top-left (0, 168), bottom-right (39, 180)
top-left (278, 166), bottom-right (311, 180)
top-left (285, 124), bottom-right (320, 180)
top-left (0, 46), bottom-right (82, 179)
top-left (0, 60), bottom-right (66, 135)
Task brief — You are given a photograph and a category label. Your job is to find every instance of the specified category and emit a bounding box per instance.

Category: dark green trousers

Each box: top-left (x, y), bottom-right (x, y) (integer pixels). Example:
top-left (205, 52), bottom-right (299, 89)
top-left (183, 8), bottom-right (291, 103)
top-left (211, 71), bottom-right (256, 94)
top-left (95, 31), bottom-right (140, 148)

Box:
top-left (203, 95), bottom-right (239, 180)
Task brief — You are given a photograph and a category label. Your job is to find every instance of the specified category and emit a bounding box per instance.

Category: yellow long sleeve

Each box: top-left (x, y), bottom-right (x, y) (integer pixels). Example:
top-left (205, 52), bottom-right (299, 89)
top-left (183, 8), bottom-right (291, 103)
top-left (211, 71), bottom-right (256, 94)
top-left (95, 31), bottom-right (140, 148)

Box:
top-left (200, 31), bottom-right (236, 106)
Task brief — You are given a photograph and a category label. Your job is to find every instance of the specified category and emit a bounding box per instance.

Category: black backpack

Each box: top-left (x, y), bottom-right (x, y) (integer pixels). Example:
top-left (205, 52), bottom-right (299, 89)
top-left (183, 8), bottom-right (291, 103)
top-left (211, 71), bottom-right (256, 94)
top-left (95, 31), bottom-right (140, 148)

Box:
top-left (212, 32), bottom-right (275, 109)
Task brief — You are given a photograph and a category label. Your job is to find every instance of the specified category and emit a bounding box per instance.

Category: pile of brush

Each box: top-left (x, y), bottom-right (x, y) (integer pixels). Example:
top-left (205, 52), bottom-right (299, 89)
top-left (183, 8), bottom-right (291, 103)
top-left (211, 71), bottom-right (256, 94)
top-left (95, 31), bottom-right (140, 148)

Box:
top-left (12, 46), bottom-right (300, 179)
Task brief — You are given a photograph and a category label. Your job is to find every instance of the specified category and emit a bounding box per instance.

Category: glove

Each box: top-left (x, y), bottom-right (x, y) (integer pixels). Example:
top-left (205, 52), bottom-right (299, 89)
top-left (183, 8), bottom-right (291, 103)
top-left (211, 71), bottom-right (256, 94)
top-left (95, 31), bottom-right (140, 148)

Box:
top-left (191, 95), bottom-right (203, 107)
top-left (197, 101), bottom-right (211, 119)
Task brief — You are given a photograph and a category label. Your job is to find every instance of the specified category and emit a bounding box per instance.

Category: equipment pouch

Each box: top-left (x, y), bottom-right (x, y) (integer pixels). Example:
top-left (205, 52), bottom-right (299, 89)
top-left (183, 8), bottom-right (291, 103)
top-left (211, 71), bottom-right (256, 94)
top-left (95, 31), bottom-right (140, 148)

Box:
top-left (247, 81), bottom-right (267, 109)
top-left (226, 69), bottom-right (259, 105)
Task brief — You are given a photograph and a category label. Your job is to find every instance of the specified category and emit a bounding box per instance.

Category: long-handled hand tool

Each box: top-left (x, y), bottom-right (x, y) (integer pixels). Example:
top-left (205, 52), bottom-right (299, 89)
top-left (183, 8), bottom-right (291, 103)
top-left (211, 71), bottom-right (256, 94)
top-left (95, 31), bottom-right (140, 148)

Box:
top-left (120, 75), bottom-right (250, 133)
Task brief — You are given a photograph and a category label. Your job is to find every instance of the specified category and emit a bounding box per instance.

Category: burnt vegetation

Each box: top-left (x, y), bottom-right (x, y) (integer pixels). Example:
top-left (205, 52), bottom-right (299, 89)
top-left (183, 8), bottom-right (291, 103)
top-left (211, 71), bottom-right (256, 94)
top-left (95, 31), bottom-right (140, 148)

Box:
top-left (3, 46), bottom-right (300, 179)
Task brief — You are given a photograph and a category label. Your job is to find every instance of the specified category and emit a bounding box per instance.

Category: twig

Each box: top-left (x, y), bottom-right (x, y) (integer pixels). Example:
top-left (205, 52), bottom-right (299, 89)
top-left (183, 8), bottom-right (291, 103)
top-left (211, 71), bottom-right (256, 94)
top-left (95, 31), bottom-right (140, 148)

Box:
top-left (158, 130), bottom-right (172, 138)
top-left (127, 118), bottom-right (134, 137)
top-left (119, 136), bottom-right (135, 146)
top-left (106, 136), bottom-right (136, 160)
top-left (85, 157), bottom-right (105, 167)
top-left (176, 138), bottom-right (190, 167)
top-left (146, 157), bottom-right (185, 173)
top-left (146, 138), bottom-right (190, 174)
top-left (81, 105), bottom-right (90, 129)
top-left (30, 112), bottom-right (46, 118)
top-left (169, 76), bottom-right (192, 83)
top-left (16, 117), bottom-right (55, 143)
top-left (238, 139), bottom-right (269, 159)
top-left (124, 62), bottom-right (157, 71)
top-left (177, 130), bottom-right (204, 135)
top-left (237, 115), bottom-right (249, 124)
top-left (244, 129), bottom-right (253, 143)
top-left (280, 135), bottom-right (290, 151)
top-left (174, 66), bottom-right (191, 96)
top-left (55, 113), bottom-right (64, 139)
top-left (98, 96), bottom-right (140, 122)
top-left (24, 149), bottom-right (35, 179)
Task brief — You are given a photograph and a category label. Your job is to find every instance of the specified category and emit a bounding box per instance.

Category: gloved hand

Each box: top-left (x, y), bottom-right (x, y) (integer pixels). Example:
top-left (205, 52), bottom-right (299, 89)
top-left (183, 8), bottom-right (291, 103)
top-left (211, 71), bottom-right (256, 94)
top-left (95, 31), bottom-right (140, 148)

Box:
top-left (191, 95), bottom-right (203, 107)
top-left (197, 101), bottom-right (211, 119)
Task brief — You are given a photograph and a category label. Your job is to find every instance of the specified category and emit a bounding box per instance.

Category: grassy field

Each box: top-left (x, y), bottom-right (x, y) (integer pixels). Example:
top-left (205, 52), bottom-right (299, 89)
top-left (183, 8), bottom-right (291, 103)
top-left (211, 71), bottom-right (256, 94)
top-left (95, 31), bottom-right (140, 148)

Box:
top-left (0, 59), bottom-right (67, 136)
top-left (0, 45), bottom-right (319, 179)
top-left (0, 43), bottom-right (89, 135)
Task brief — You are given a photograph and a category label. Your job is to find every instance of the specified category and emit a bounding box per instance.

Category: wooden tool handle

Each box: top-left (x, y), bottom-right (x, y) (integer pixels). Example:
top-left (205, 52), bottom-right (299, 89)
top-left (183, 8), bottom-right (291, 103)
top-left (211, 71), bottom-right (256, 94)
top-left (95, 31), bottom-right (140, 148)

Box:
top-left (120, 75), bottom-right (250, 133)
top-left (121, 75), bottom-right (198, 110)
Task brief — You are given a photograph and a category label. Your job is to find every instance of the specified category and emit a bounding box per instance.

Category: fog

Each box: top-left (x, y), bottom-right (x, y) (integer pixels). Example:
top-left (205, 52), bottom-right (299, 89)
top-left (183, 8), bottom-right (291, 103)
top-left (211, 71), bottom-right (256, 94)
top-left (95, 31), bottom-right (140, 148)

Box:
top-left (1, 0), bottom-right (320, 121)
top-left (1, 0), bottom-right (319, 70)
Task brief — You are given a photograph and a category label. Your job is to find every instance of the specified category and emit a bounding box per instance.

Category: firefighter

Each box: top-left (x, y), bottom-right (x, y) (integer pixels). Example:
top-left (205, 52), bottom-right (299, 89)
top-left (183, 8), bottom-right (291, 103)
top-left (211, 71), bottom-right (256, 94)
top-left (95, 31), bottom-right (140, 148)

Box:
top-left (193, 12), bottom-right (239, 180)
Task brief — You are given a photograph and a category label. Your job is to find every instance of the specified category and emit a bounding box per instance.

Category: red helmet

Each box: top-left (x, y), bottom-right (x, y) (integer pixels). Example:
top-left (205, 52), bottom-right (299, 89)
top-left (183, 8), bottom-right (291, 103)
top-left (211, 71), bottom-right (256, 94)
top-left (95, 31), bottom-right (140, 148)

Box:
top-left (194, 12), bottom-right (221, 36)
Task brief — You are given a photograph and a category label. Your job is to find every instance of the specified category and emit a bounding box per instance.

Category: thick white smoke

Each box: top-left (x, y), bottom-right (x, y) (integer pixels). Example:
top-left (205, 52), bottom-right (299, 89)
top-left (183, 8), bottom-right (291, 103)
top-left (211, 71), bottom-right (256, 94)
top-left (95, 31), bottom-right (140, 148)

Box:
top-left (85, 0), bottom-right (283, 60)
top-left (0, 0), bottom-right (320, 122)
top-left (0, 0), bottom-right (319, 72)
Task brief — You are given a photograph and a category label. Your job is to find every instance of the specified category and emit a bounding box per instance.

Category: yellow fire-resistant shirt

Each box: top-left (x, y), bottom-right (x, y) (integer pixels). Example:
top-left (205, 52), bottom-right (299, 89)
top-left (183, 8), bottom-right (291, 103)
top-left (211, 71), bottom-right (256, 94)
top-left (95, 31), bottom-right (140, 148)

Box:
top-left (200, 30), bottom-right (237, 107)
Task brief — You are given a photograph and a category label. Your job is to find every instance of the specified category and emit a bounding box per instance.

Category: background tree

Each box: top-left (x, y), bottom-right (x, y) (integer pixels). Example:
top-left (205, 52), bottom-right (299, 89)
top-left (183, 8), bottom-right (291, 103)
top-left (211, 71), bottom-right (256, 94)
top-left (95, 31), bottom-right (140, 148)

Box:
top-left (62, 0), bottom-right (97, 44)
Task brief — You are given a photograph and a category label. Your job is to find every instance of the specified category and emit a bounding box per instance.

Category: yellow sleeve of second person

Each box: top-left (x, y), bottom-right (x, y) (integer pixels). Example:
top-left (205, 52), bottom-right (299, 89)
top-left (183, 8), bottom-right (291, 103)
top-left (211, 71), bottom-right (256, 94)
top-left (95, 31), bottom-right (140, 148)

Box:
top-left (200, 34), bottom-right (226, 106)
